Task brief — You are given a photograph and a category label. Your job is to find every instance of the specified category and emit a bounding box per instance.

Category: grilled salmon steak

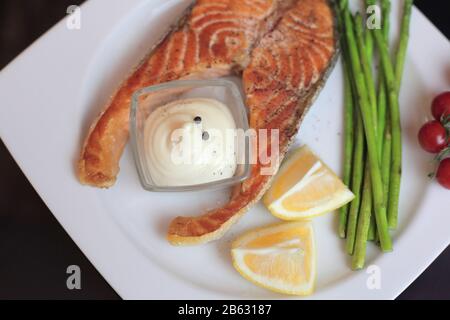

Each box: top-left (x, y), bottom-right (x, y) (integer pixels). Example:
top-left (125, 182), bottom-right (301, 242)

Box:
top-left (78, 0), bottom-right (295, 187)
top-left (168, 0), bottom-right (338, 245)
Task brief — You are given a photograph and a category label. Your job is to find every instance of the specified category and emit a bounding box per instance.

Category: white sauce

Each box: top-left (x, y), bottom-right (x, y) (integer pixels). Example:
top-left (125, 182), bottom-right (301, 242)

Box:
top-left (144, 98), bottom-right (237, 187)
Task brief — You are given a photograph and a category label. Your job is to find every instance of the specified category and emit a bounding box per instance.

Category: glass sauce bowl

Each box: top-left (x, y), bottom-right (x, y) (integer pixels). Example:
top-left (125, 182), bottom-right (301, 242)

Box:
top-left (130, 79), bottom-right (250, 192)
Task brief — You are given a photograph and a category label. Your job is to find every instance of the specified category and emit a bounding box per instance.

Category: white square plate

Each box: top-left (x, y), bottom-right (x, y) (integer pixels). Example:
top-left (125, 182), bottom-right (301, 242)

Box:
top-left (1, 0), bottom-right (449, 299)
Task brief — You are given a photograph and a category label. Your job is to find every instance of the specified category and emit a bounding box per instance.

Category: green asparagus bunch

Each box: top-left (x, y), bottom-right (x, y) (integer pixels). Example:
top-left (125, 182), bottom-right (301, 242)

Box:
top-left (337, 0), bottom-right (414, 269)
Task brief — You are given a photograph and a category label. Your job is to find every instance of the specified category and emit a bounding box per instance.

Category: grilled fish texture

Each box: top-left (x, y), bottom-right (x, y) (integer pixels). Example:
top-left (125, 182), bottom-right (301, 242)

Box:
top-left (78, 0), bottom-right (294, 188)
top-left (167, 0), bottom-right (338, 245)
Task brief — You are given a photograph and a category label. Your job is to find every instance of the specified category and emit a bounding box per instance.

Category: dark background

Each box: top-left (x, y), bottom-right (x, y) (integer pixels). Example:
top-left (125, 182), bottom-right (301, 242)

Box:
top-left (0, 0), bottom-right (449, 300)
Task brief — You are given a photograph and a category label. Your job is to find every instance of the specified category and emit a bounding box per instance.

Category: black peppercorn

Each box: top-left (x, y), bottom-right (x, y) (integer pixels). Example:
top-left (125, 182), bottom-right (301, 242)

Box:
top-left (194, 116), bottom-right (202, 124)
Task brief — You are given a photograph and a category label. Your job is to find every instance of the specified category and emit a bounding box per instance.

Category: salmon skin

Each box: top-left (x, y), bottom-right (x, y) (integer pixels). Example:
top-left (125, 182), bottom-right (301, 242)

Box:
top-left (167, 0), bottom-right (339, 245)
top-left (78, 0), bottom-right (295, 188)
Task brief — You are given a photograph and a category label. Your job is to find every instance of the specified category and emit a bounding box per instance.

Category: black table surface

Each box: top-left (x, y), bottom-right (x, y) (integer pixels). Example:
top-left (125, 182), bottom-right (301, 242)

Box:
top-left (0, 0), bottom-right (449, 300)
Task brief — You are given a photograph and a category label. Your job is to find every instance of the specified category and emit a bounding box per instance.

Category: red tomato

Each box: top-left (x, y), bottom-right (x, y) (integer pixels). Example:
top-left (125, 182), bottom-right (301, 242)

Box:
top-left (418, 120), bottom-right (448, 153)
top-left (431, 91), bottom-right (450, 121)
top-left (436, 158), bottom-right (450, 189)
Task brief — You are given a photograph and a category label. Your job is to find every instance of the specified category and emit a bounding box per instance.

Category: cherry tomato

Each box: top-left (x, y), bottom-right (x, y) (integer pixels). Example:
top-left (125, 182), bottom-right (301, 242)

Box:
top-left (418, 120), bottom-right (448, 153)
top-left (431, 91), bottom-right (450, 121)
top-left (436, 158), bottom-right (450, 189)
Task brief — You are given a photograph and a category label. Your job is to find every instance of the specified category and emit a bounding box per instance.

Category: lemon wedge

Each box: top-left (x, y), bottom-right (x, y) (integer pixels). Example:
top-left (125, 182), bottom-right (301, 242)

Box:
top-left (263, 145), bottom-right (354, 220)
top-left (232, 222), bottom-right (315, 296)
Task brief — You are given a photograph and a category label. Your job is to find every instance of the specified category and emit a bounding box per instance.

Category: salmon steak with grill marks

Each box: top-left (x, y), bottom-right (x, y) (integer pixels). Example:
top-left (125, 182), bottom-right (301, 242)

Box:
top-left (78, 0), bottom-right (295, 188)
top-left (168, 0), bottom-right (338, 245)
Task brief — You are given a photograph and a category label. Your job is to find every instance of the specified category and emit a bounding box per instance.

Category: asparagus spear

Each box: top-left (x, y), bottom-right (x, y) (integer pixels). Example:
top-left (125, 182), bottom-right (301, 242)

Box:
top-left (377, 0), bottom-right (392, 156)
top-left (339, 69), bottom-right (355, 238)
top-left (364, 0), bottom-right (375, 72)
top-left (353, 11), bottom-right (376, 254)
top-left (342, 6), bottom-right (392, 252)
top-left (352, 164), bottom-right (373, 269)
top-left (364, 0), bottom-right (378, 242)
top-left (373, 28), bottom-right (402, 236)
top-left (381, 0), bottom-right (392, 40)
top-left (355, 14), bottom-right (378, 137)
top-left (343, 13), bottom-right (366, 254)
top-left (388, 0), bottom-right (413, 228)
top-left (382, 124), bottom-right (393, 198)
top-left (346, 107), bottom-right (365, 254)
top-left (395, 0), bottom-right (413, 89)
top-left (342, 12), bottom-right (365, 253)
top-left (339, 0), bottom-right (349, 11)
top-left (372, 0), bottom-right (392, 239)
top-left (367, 213), bottom-right (376, 241)
top-left (337, 0), bottom-right (355, 239)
